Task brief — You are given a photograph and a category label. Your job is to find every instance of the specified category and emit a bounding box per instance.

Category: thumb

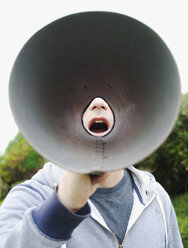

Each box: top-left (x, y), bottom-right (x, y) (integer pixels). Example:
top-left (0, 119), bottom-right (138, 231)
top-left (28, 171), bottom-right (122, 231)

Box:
top-left (90, 181), bottom-right (100, 195)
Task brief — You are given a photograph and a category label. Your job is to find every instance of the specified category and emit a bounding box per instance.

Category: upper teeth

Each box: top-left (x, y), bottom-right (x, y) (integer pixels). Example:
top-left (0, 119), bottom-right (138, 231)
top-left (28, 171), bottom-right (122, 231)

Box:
top-left (94, 120), bottom-right (103, 123)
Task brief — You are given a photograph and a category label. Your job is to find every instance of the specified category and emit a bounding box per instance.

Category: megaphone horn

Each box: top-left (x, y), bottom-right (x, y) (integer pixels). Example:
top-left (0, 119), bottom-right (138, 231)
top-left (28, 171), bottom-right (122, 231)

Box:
top-left (9, 11), bottom-right (181, 173)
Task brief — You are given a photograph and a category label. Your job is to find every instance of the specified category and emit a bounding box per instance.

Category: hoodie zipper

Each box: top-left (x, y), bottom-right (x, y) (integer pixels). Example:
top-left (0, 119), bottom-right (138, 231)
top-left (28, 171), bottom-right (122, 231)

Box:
top-left (100, 193), bottom-right (157, 248)
top-left (107, 230), bottom-right (122, 248)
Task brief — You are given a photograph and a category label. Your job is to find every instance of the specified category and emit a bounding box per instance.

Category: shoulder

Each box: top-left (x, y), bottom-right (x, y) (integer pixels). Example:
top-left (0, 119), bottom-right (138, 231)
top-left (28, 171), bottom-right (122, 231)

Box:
top-left (3, 162), bottom-right (64, 204)
top-left (128, 166), bottom-right (172, 210)
top-left (31, 162), bottom-right (64, 188)
top-left (20, 162), bottom-right (64, 198)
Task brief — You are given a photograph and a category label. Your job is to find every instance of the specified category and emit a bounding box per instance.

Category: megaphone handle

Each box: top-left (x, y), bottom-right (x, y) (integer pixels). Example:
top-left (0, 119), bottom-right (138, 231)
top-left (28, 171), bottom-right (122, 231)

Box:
top-left (90, 171), bottom-right (104, 176)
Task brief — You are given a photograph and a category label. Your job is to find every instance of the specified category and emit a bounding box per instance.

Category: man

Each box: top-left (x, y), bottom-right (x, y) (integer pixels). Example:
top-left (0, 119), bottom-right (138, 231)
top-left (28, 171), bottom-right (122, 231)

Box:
top-left (0, 97), bottom-right (183, 247)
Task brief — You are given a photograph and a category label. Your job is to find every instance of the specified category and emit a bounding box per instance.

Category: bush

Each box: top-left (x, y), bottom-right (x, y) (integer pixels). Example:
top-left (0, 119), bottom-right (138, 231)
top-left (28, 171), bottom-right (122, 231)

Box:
top-left (0, 133), bottom-right (45, 200)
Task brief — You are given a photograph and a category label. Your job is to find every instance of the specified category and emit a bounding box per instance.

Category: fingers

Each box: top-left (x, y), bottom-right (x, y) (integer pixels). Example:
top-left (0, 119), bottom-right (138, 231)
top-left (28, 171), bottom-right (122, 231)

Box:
top-left (90, 173), bottom-right (108, 185)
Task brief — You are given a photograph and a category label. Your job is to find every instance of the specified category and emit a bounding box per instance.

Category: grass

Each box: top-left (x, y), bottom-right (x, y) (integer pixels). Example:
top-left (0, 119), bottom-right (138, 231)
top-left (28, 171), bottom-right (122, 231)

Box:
top-left (172, 193), bottom-right (188, 248)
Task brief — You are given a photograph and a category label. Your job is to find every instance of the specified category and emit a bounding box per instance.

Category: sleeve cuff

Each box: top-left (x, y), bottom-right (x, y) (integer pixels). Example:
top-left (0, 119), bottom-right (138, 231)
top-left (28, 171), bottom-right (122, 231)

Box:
top-left (32, 189), bottom-right (90, 240)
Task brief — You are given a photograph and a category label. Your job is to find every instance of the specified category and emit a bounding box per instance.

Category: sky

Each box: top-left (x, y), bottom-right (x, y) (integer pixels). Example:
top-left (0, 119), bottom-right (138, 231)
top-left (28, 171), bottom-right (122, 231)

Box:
top-left (0, 0), bottom-right (187, 154)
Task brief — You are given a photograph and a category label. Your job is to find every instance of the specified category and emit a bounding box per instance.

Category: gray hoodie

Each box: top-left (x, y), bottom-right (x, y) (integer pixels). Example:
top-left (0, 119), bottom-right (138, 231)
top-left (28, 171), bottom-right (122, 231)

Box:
top-left (0, 162), bottom-right (183, 248)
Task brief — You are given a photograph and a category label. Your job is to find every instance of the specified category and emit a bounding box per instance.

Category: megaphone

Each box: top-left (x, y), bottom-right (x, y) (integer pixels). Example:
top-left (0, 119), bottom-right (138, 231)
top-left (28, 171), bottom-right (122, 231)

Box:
top-left (9, 11), bottom-right (181, 173)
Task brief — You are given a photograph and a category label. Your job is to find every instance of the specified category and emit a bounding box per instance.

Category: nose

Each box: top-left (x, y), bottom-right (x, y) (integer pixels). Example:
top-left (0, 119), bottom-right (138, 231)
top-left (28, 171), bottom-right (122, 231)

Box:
top-left (90, 97), bottom-right (108, 111)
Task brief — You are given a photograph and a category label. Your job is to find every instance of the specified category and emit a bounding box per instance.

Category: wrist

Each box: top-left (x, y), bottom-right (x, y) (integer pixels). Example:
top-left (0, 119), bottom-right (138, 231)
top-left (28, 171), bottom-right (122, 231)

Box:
top-left (32, 190), bottom-right (90, 240)
top-left (56, 186), bottom-right (85, 212)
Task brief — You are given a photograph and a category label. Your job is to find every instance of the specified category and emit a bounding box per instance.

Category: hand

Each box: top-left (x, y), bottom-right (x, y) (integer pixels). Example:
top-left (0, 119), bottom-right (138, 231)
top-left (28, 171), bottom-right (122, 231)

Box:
top-left (57, 171), bottom-right (107, 212)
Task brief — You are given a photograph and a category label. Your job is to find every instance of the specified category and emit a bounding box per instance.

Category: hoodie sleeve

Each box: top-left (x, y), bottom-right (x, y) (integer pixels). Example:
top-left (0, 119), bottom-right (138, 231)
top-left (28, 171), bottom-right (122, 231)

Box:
top-left (155, 182), bottom-right (183, 248)
top-left (0, 175), bottom-right (90, 248)
top-left (167, 203), bottom-right (184, 248)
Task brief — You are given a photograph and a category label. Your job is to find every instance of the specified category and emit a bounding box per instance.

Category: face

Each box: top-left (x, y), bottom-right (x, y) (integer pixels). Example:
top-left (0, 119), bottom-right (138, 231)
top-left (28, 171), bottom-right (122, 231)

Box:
top-left (82, 97), bottom-right (114, 137)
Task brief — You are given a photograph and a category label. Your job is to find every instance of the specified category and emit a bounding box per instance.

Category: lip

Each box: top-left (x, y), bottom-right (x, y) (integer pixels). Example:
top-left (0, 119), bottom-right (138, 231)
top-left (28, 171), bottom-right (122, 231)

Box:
top-left (88, 117), bottom-right (110, 137)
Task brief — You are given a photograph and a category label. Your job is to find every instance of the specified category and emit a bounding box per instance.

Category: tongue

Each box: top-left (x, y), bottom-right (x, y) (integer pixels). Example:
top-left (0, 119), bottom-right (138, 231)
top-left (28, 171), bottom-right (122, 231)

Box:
top-left (89, 122), bottom-right (108, 133)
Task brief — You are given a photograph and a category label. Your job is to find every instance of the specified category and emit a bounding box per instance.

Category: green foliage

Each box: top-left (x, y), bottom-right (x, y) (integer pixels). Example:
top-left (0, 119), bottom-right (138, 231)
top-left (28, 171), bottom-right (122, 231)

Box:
top-left (24, 150), bottom-right (43, 170)
top-left (172, 193), bottom-right (188, 247)
top-left (136, 94), bottom-right (188, 196)
top-left (0, 175), bottom-right (3, 199)
top-left (0, 198), bottom-right (3, 206)
top-left (181, 92), bottom-right (188, 116)
top-left (0, 133), bottom-right (45, 199)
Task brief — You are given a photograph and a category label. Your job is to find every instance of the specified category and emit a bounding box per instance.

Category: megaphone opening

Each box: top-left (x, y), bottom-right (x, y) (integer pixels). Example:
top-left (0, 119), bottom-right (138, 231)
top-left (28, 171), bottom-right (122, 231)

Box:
top-left (82, 97), bottom-right (115, 137)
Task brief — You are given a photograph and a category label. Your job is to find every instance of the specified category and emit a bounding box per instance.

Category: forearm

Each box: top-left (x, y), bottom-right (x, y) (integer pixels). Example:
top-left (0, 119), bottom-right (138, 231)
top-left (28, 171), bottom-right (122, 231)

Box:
top-left (0, 184), bottom-right (90, 248)
top-left (1, 208), bottom-right (65, 248)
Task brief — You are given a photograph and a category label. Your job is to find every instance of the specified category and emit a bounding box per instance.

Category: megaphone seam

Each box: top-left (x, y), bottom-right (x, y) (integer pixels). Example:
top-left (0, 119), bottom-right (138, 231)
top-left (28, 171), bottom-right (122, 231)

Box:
top-left (94, 138), bottom-right (105, 171)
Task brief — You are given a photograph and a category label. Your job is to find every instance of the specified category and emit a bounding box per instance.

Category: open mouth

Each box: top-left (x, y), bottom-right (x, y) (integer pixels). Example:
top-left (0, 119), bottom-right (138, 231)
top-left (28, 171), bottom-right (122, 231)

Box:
top-left (82, 97), bottom-right (115, 137)
top-left (88, 118), bottom-right (109, 135)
